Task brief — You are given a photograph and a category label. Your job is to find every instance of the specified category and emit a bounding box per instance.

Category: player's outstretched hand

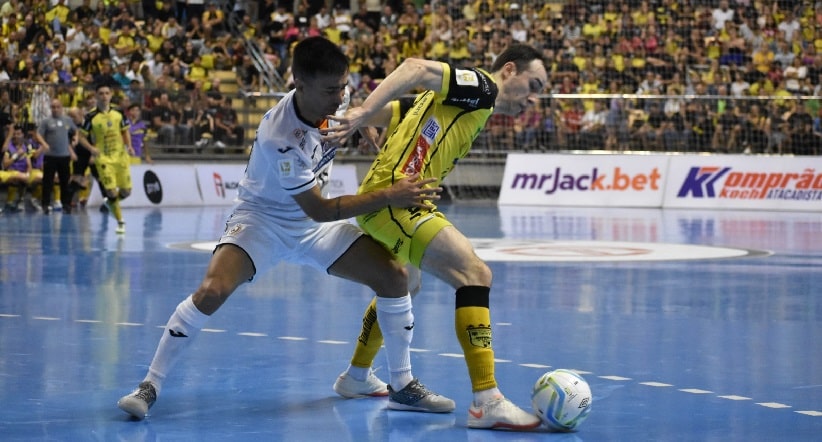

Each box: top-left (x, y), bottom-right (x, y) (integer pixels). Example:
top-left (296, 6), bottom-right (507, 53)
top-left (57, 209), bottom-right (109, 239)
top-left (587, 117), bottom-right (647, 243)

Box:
top-left (385, 173), bottom-right (442, 209)
top-left (322, 107), bottom-right (369, 145)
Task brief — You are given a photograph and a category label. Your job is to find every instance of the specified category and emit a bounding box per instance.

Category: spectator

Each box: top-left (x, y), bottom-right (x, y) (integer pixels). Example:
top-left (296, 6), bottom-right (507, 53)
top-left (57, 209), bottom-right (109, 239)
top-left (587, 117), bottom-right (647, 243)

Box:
top-left (786, 100), bottom-right (815, 155)
top-left (579, 99), bottom-right (607, 149)
top-left (149, 91), bottom-right (179, 146)
top-left (235, 55), bottom-right (260, 92)
top-left (202, 2), bottom-right (226, 37)
top-left (213, 95), bottom-right (244, 151)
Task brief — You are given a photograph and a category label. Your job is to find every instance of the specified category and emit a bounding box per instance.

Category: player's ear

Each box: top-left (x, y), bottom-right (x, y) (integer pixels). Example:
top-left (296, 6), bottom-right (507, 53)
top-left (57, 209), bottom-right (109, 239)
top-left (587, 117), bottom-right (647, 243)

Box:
top-left (503, 61), bottom-right (517, 80)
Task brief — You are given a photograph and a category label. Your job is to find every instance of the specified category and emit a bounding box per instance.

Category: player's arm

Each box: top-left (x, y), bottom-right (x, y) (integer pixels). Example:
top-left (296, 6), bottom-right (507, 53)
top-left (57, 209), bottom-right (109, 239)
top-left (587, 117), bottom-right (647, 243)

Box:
top-left (324, 58), bottom-right (445, 140)
top-left (121, 120), bottom-right (134, 156)
top-left (292, 173), bottom-right (441, 222)
top-left (76, 131), bottom-right (99, 156)
top-left (32, 128), bottom-right (49, 154)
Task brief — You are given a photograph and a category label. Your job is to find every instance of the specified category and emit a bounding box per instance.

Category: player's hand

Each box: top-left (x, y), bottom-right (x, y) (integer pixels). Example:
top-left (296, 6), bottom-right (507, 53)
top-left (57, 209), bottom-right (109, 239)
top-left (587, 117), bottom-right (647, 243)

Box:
top-left (385, 173), bottom-right (442, 209)
top-left (358, 127), bottom-right (381, 153)
top-left (322, 107), bottom-right (369, 145)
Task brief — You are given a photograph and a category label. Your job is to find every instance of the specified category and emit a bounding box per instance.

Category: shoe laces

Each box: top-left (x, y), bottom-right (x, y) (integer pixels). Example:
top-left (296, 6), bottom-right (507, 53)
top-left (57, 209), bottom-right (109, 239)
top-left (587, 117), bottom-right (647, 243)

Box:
top-left (392, 379), bottom-right (433, 403)
top-left (134, 382), bottom-right (157, 403)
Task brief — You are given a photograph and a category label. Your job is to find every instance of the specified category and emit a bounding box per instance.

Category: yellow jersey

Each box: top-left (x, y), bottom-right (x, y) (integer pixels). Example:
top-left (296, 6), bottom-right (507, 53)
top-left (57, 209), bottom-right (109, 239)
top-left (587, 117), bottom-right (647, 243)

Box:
top-left (81, 107), bottom-right (130, 159)
top-left (359, 63), bottom-right (496, 195)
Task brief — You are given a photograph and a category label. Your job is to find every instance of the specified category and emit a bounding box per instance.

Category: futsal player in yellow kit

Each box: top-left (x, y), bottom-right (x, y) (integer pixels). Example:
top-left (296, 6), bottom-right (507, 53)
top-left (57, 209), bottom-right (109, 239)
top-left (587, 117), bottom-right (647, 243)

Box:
top-left (77, 84), bottom-right (134, 234)
top-left (327, 44), bottom-right (549, 430)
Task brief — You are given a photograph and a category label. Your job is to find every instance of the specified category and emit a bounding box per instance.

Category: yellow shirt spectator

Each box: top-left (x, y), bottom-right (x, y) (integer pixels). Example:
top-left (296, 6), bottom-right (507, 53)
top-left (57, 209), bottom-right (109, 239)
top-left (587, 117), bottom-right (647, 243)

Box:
top-left (611, 53), bottom-right (625, 72)
top-left (146, 33), bottom-right (164, 53)
top-left (580, 79), bottom-right (600, 112)
top-left (752, 48), bottom-right (774, 74)
top-left (582, 20), bottom-right (605, 40)
top-left (116, 32), bottom-right (137, 53)
top-left (749, 79), bottom-right (774, 96)
top-left (572, 54), bottom-right (587, 72)
top-left (98, 25), bottom-right (111, 44)
top-left (45, 3), bottom-right (70, 24)
top-left (324, 27), bottom-right (342, 45)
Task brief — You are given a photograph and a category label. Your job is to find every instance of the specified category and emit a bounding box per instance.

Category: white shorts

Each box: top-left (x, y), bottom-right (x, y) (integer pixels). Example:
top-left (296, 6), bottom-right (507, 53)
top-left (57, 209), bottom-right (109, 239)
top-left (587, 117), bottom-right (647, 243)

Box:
top-left (218, 209), bottom-right (364, 280)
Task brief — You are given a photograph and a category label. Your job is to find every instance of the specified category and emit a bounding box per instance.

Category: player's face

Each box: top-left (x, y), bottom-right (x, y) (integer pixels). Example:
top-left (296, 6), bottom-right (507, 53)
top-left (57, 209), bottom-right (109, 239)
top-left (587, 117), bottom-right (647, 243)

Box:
top-left (96, 87), bottom-right (113, 109)
top-left (298, 72), bottom-right (348, 122)
top-left (495, 60), bottom-right (548, 117)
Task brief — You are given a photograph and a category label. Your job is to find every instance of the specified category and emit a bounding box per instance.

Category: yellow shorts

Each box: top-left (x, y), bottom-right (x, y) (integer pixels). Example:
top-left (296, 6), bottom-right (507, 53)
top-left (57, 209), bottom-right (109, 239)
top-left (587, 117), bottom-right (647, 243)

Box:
top-left (356, 206), bottom-right (452, 266)
top-left (0, 170), bottom-right (22, 184)
top-left (96, 156), bottom-right (132, 192)
top-left (28, 169), bottom-right (43, 184)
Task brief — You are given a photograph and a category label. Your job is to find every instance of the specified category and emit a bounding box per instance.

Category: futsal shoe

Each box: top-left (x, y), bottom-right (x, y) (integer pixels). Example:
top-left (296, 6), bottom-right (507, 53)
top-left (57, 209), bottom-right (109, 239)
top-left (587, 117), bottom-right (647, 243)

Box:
top-left (117, 381), bottom-right (157, 420)
top-left (333, 369), bottom-right (389, 398)
top-left (387, 379), bottom-right (455, 413)
top-left (116, 222), bottom-right (126, 234)
top-left (467, 396), bottom-right (541, 430)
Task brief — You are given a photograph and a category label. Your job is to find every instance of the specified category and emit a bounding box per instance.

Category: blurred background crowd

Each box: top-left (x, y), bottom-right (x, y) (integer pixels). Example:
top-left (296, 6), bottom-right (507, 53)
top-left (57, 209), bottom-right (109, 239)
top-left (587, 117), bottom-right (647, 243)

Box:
top-left (1, 0), bottom-right (821, 163)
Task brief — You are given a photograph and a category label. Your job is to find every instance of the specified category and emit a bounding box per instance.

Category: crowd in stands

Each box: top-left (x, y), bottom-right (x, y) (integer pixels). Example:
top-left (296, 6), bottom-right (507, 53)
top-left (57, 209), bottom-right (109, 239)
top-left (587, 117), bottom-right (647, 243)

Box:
top-left (1, 0), bottom-right (822, 160)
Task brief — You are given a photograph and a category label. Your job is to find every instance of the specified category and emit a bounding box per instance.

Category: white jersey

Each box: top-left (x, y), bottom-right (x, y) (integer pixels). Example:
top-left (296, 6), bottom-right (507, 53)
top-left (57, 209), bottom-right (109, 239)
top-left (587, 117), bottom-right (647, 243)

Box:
top-left (235, 89), bottom-right (345, 230)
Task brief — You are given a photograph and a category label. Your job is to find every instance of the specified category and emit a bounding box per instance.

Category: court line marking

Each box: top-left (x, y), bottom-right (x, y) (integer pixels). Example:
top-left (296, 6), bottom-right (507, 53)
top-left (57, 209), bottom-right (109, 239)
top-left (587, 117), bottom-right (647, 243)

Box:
top-left (1, 313), bottom-right (818, 418)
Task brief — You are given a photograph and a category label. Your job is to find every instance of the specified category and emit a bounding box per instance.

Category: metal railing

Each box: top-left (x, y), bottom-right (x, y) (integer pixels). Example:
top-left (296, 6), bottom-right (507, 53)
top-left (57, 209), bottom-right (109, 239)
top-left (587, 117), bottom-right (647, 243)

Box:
top-left (4, 80), bottom-right (819, 158)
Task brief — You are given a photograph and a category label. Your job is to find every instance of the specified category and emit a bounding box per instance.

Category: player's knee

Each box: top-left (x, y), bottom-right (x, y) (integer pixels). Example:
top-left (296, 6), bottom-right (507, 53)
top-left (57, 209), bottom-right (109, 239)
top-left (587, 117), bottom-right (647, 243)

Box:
top-left (193, 278), bottom-right (235, 314)
top-left (119, 189), bottom-right (130, 199)
top-left (373, 259), bottom-right (409, 296)
top-left (469, 259), bottom-right (493, 287)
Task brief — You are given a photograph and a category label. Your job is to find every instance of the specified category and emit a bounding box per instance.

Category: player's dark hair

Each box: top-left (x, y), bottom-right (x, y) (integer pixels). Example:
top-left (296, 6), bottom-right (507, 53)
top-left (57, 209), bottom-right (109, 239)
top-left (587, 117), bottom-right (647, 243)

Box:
top-left (291, 37), bottom-right (349, 82)
top-left (490, 44), bottom-right (545, 74)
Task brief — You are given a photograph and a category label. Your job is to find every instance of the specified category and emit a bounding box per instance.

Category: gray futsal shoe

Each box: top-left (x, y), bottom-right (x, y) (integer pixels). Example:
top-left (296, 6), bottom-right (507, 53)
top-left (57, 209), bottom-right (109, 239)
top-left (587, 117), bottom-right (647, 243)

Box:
top-left (117, 381), bottom-right (157, 419)
top-left (387, 379), bottom-right (456, 413)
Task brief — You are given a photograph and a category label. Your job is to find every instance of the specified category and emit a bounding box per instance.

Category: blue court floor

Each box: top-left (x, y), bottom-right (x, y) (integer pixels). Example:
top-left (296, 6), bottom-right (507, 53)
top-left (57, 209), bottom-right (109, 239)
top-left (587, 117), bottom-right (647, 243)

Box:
top-left (0, 202), bottom-right (819, 441)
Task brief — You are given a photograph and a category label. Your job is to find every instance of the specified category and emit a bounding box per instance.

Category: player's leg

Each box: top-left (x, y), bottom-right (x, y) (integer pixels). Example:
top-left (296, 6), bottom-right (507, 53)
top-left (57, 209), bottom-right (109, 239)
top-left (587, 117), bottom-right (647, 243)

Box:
top-left (55, 157), bottom-right (72, 213)
top-left (335, 263), bottom-right (421, 396)
top-left (41, 158), bottom-right (56, 212)
top-left (112, 161), bottom-right (132, 233)
top-left (420, 225), bottom-right (541, 430)
top-left (327, 227), bottom-right (453, 413)
top-left (117, 243), bottom-right (255, 419)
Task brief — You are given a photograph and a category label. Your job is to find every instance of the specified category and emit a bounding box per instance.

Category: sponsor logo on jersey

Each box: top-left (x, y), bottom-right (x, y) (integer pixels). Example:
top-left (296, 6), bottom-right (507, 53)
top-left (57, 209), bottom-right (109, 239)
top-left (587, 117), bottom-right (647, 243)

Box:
top-left (225, 223), bottom-right (245, 236)
top-left (455, 69), bottom-right (479, 87)
top-left (403, 118), bottom-right (441, 175)
top-left (278, 159), bottom-right (293, 177)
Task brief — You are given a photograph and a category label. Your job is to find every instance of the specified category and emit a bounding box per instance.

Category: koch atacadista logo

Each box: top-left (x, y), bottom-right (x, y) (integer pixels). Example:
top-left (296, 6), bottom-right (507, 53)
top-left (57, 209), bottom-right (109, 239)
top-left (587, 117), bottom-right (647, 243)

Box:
top-left (677, 166), bottom-right (822, 201)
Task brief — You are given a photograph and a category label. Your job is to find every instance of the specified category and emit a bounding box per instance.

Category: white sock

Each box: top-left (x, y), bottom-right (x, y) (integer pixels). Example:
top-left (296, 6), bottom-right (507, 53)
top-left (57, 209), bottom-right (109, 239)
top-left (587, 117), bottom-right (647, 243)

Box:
top-left (144, 295), bottom-right (210, 394)
top-left (376, 294), bottom-right (414, 392)
top-left (346, 364), bottom-right (370, 382)
top-left (474, 387), bottom-right (503, 406)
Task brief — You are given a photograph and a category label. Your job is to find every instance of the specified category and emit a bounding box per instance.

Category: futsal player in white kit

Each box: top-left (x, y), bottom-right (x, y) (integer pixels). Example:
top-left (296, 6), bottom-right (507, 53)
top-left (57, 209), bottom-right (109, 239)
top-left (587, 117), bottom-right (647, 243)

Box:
top-left (117, 37), bottom-right (454, 419)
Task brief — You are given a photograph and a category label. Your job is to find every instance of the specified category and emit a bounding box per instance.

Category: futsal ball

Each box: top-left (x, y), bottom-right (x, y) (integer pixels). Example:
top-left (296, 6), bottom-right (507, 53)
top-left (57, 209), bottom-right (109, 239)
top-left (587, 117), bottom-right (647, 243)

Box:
top-left (531, 369), bottom-right (592, 431)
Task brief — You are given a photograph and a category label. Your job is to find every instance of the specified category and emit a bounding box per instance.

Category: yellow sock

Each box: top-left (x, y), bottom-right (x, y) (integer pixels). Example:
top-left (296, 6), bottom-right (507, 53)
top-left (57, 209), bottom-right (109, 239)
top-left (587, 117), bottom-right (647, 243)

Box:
top-left (350, 297), bottom-right (384, 369)
top-left (455, 286), bottom-right (497, 392)
top-left (6, 186), bottom-right (17, 204)
top-left (111, 197), bottom-right (123, 223)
